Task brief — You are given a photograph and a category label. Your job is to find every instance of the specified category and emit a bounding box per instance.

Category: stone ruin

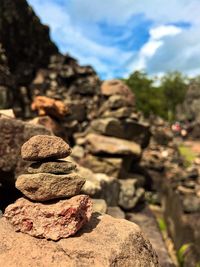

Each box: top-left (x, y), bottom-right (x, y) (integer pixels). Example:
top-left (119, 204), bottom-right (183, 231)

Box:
top-left (0, 0), bottom-right (200, 266)
top-left (1, 135), bottom-right (159, 267)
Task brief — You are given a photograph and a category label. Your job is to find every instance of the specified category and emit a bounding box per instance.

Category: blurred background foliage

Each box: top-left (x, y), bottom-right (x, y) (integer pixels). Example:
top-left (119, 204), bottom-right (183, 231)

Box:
top-left (123, 70), bottom-right (190, 121)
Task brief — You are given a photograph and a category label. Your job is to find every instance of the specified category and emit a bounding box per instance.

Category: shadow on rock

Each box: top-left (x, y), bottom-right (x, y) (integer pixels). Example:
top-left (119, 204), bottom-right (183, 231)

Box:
top-left (74, 212), bottom-right (101, 237)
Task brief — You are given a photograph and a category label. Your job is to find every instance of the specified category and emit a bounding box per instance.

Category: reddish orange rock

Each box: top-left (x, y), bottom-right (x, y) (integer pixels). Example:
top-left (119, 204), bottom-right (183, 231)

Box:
top-left (4, 195), bottom-right (92, 241)
top-left (31, 96), bottom-right (69, 119)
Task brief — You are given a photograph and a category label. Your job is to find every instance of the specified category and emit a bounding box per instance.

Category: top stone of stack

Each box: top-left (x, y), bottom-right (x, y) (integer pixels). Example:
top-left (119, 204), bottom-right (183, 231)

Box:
top-left (101, 79), bottom-right (135, 105)
top-left (21, 135), bottom-right (72, 161)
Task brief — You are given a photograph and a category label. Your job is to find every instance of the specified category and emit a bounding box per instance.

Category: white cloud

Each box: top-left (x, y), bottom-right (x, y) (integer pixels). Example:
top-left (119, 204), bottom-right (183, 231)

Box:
top-left (126, 25), bottom-right (182, 75)
top-left (146, 26), bottom-right (200, 75)
top-left (28, 0), bottom-right (133, 77)
top-left (28, 0), bottom-right (200, 78)
top-left (68, 0), bottom-right (200, 26)
top-left (150, 25), bottom-right (182, 40)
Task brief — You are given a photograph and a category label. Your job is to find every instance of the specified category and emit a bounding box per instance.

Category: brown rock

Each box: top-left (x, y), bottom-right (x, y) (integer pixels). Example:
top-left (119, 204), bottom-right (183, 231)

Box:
top-left (102, 107), bottom-right (133, 118)
top-left (29, 115), bottom-right (64, 136)
top-left (100, 95), bottom-right (134, 112)
top-left (31, 96), bottom-right (69, 119)
top-left (90, 117), bottom-right (124, 138)
top-left (80, 154), bottom-right (122, 178)
top-left (4, 195), bottom-right (92, 241)
top-left (16, 173), bottom-right (85, 201)
top-left (21, 135), bottom-right (71, 161)
top-left (118, 179), bottom-right (145, 210)
top-left (83, 133), bottom-right (141, 157)
top-left (123, 119), bottom-right (151, 148)
top-left (101, 79), bottom-right (135, 105)
top-left (28, 160), bottom-right (76, 174)
top-left (77, 166), bottom-right (120, 206)
top-left (0, 119), bottom-right (52, 173)
top-left (0, 213), bottom-right (159, 266)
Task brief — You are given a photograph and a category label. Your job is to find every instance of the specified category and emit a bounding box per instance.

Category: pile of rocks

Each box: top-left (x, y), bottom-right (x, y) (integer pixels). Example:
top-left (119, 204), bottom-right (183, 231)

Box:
top-left (4, 135), bottom-right (92, 240)
top-left (140, 119), bottom-right (200, 265)
top-left (26, 54), bottom-right (102, 140)
top-left (70, 80), bottom-right (151, 211)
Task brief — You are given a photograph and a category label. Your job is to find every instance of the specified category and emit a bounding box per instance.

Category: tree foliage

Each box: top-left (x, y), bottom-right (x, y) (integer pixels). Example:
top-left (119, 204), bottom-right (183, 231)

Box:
top-left (160, 72), bottom-right (188, 120)
top-left (123, 70), bottom-right (188, 121)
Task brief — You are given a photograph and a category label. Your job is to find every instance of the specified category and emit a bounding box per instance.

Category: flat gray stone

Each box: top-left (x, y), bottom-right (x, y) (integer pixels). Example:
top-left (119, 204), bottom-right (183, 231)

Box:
top-left (28, 160), bottom-right (76, 174)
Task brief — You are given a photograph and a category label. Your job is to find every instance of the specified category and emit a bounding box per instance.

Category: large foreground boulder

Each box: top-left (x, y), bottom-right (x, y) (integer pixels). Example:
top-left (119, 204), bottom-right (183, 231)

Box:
top-left (0, 213), bottom-right (159, 267)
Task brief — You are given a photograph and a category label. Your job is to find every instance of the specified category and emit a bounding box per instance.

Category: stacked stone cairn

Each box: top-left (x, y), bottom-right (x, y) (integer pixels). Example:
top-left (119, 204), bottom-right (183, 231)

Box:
top-left (4, 135), bottom-right (92, 241)
top-left (72, 80), bottom-right (151, 211)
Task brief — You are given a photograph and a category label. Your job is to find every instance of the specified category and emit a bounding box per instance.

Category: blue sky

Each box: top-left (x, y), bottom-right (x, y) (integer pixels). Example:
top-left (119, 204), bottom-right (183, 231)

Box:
top-left (28, 0), bottom-right (200, 79)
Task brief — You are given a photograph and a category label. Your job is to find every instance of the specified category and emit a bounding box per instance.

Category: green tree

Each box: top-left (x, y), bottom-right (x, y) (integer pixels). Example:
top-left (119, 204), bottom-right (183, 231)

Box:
top-left (123, 71), bottom-right (166, 118)
top-left (160, 72), bottom-right (188, 121)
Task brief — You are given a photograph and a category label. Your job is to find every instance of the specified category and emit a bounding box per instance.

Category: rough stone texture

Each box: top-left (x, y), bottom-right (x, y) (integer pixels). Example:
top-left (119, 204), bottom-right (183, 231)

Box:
top-left (118, 179), bottom-right (145, 210)
top-left (21, 135), bottom-right (71, 161)
top-left (0, 213), bottom-right (159, 267)
top-left (82, 133), bottom-right (141, 157)
top-left (0, 118), bottom-right (51, 173)
top-left (28, 160), bottom-right (76, 174)
top-left (31, 96), bottom-right (69, 119)
top-left (101, 79), bottom-right (135, 105)
top-left (4, 195), bottom-right (92, 241)
top-left (16, 172), bottom-right (85, 201)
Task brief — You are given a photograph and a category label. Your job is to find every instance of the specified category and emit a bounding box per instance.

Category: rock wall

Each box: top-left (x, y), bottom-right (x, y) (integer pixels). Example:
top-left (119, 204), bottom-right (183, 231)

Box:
top-left (0, 0), bottom-right (58, 85)
top-left (0, 214), bottom-right (159, 267)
